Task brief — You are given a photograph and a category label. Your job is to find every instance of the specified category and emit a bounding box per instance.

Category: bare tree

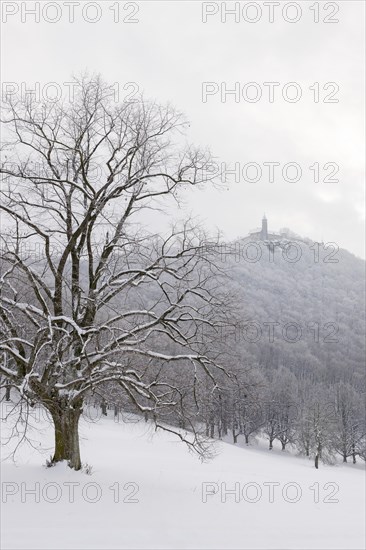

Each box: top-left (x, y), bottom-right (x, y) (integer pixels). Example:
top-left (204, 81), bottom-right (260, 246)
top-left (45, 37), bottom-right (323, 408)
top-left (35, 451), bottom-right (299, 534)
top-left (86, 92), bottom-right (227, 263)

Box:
top-left (226, 368), bottom-right (264, 445)
top-left (260, 368), bottom-right (299, 452)
top-left (333, 383), bottom-right (365, 464)
top-left (272, 367), bottom-right (298, 451)
top-left (307, 387), bottom-right (336, 469)
top-left (263, 400), bottom-right (281, 451)
top-left (0, 76), bottom-right (231, 470)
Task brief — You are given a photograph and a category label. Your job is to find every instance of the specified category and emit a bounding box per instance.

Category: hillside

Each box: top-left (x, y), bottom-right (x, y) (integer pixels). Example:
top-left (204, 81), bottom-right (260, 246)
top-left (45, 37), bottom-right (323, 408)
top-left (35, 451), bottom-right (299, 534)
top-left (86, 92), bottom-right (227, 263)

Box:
top-left (223, 238), bottom-right (365, 386)
top-left (1, 405), bottom-right (365, 550)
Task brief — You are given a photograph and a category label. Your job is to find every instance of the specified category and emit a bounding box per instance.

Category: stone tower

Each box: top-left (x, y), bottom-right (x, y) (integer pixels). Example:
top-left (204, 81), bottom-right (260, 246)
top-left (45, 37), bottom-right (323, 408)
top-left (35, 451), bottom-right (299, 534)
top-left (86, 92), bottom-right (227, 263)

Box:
top-left (261, 214), bottom-right (268, 240)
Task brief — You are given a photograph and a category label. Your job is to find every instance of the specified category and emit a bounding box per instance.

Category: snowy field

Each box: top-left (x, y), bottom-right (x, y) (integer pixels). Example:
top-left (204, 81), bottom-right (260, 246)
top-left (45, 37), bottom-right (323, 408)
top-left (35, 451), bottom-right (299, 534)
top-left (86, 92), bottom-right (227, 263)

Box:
top-left (1, 404), bottom-right (365, 550)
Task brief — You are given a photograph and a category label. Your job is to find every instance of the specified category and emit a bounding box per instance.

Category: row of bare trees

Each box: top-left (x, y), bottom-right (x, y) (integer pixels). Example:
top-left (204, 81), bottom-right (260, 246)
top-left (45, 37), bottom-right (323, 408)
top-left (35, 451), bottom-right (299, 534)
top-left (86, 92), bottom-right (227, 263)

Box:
top-left (200, 366), bottom-right (366, 468)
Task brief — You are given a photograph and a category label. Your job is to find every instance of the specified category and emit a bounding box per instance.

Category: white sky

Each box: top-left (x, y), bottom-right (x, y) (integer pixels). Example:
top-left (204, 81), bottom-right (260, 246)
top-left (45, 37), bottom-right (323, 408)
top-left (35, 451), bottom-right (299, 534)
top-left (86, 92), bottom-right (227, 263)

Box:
top-left (1, 0), bottom-right (365, 257)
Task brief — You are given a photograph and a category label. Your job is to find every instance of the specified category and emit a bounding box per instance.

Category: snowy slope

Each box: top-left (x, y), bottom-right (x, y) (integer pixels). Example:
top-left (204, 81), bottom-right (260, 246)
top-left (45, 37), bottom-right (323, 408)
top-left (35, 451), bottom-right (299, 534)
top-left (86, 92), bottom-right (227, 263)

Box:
top-left (1, 405), bottom-right (365, 550)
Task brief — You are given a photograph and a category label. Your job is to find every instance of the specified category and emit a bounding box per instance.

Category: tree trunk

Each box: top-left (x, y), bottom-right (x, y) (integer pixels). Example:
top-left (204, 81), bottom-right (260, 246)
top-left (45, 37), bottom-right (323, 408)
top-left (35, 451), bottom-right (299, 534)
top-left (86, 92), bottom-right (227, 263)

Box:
top-left (5, 383), bottom-right (11, 401)
top-left (101, 400), bottom-right (107, 416)
top-left (269, 438), bottom-right (274, 450)
top-left (232, 431), bottom-right (238, 444)
top-left (281, 441), bottom-right (286, 451)
top-left (315, 442), bottom-right (321, 469)
top-left (51, 405), bottom-right (82, 470)
top-left (352, 444), bottom-right (357, 464)
top-left (245, 434), bottom-right (249, 445)
top-left (343, 454), bottom-right (347, 463)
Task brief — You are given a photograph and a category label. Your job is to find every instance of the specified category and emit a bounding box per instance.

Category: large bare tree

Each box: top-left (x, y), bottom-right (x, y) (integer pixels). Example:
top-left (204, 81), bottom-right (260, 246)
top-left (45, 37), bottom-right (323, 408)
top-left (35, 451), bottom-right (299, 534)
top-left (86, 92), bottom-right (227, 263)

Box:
top-left (0, 76), bottom-right (231, 469)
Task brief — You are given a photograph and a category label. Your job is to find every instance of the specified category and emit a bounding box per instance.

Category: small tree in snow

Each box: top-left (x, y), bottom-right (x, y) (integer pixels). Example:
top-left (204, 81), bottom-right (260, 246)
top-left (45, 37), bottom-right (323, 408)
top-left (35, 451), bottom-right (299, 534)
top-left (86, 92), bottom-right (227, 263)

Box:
top-left (306, 388), bottom-right (336, 469)
top-left (263, 368), bottom-right (298, 451)
top-left (333, 383), bottom-right (365, 464)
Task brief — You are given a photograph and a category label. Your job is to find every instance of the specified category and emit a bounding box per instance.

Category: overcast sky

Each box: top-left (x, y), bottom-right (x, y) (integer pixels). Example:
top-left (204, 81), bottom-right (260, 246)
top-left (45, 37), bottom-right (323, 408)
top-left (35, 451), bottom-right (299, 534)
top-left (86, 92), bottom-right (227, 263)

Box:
top-left (1, 0), bottom-right (365, 257)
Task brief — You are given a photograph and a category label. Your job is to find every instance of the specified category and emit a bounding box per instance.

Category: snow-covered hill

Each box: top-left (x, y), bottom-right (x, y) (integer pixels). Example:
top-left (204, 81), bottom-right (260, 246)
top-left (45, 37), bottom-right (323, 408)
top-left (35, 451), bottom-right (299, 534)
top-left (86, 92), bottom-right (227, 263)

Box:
top-left (1, 405), bottom-right (365, 550)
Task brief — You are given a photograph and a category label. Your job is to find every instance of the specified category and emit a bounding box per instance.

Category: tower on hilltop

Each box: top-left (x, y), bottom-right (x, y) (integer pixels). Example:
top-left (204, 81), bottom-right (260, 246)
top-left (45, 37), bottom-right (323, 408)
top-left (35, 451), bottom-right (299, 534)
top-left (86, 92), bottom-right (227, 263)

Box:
top-left (260, 214), bottom-right (268, 240)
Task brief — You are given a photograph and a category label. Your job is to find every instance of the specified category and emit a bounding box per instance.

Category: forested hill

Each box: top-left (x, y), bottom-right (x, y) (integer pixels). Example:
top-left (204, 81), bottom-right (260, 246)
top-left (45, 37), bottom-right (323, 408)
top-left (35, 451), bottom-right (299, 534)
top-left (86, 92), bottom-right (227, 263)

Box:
top-left (222, 237), bottom-right (365, 389)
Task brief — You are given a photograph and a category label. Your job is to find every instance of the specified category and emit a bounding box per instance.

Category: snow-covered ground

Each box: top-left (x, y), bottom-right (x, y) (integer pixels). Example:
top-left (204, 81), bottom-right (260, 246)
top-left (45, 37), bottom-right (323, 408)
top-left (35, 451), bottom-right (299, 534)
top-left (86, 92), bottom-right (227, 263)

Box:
top-left (1, 403), bottom-right (365, 550)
